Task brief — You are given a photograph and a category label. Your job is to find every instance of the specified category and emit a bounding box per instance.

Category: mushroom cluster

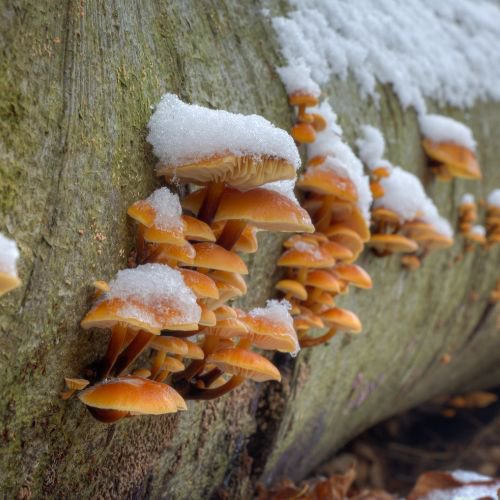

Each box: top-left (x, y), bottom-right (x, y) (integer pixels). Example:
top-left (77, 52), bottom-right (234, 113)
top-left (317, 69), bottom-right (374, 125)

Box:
top-left (420, 114), bottom-right (482, 181)
top-left (274, 97), bottom-right (373, 347)
top-left (357, 127), bottom-right (454, 270)
top-left (457, 194), bottom-right (486, 252)
top-left (486, 189), bottom-right (500, 248)
top-left (0, 233), bottom-right (21, 297)
top-left (277, 63), bottom-right (326, 145)
top-left (66, 95), bottom-right (315, 420)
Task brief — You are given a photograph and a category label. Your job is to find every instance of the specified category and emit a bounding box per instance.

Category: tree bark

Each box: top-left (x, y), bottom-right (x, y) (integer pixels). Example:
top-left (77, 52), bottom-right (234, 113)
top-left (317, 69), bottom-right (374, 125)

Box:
top-left (1, 1), bottom-right (499, 498)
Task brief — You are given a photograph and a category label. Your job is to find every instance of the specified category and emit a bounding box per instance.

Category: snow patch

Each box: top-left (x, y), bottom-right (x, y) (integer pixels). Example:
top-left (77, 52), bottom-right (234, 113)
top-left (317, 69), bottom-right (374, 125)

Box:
top-left (0, 233), bottom-right (20, 275)
top-left (273, 0), bottom-right (500, 112)
top-left (147, 93), bottom-right (300, 170)
top-left (470, 225), bottom-right (486, 237)
top-left (487, 189), bottom-right (500, 207)
top-left (262, 179), bottom-right (300, 205)
top-left (460, 193), bottom-right (475, 205)
top-left (356, 125), bottom-right (392, 172)
top-left (419, 114), bottom-right (476, 150)
top-left (277, 61), bottom-right (321, 98)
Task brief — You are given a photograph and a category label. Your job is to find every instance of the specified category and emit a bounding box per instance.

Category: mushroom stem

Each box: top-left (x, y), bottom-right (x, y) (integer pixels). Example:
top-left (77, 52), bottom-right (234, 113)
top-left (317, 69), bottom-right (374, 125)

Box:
top-left (316, 195), bottom-right (336, 233)
top-left (300, 328), bottom-right (337, 348)
top-left (113, 330), bottom-right (153, 376)
top-left (136, 224), bottom-right (146, 263)
top-left (101, 323), bottom-right (128, 378)
top-left (176, 335), bottom-right (219, 381)
top-left (216, 219), bottom-right (247, 251)
top-left (155, 368), bottom-right (170, 383)
top-left (297, 268), bottom-right (308, 284)
top-left (198, 182), bottom-right (225, 225)
top-left (185, 375), bottom-right (245, 400)
top-left (307, 287), bottom-right (322, 305)
top-left (151, 350), bottom-right (166, 379)
top-left (163, 330), bottom-right (200, 338)
top-left (197, 368), bottom-right (223, 387)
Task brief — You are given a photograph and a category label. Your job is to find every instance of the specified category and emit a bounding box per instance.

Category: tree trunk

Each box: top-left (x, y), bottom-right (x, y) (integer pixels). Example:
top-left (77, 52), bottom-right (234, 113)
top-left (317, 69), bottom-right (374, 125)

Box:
top-left (1, 1), bottom-right (499, 498)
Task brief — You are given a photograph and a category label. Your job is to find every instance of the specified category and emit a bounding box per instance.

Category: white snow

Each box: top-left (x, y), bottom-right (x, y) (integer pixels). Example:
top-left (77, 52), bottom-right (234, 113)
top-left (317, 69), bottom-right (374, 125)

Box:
top-left (249, 299), bottom-right (299, 356)
top-left (460, 193), bottom-right (475, 205)
top-left (487, 189), bottom-right (500, 207)
top-left (273, 0), bottom-right (500, 112)
top-left (293, 241), bottom-right (323, 259)
top-left (451, 470), bottom-right (492, 483)
top-left (145, 187), bottom-right (183, 231)
top-left (262, 179), bottom-right (300, 205)
top-left (419, 114), bottom-right (476, 150)
top-left (106, 263), bottom-right (201, 326)
top-left (356, 125), bottom-right (392, 172)
top-left (147, 93), bottom-right (301, 170)
top-left (470, 225), bottom-right (486, 237)
top-left (374, 167), bottom-right (426, 221)
top-left (0, 233), bottom-right (20, 275)
top-left (277, 61), bottom-right (321, 98)
top-left (375, 167), bottom-right (453, 237)
top-left (306, 101), bottom-right (372, 222)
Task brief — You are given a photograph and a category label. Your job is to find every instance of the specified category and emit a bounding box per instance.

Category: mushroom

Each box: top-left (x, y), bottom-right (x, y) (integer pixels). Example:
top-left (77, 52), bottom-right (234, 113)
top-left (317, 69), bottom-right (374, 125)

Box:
top-left (81, 264), bottom-right (201, 377)
top-left (368, 233), bottom-right (419, 256)
top-left (78, 375), bottom-right (187, 422)
top-left (0, 234), bottom-right (21, 297)
top-left (300, 307), bottom-right (362, 347)
top-left (149, 94), bottom-right (300, 226)
top-left (60, 378), bottom-right (90, 400)
top-left (185, 348), bottom-right (281, 400)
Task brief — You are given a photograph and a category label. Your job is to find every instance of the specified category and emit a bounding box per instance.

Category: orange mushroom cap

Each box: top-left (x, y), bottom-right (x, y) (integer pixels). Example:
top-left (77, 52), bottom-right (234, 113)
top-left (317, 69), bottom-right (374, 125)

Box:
top-left (193, 243), bottom-right (248, 274)
top-left (178, 269), bottom-right (219, 300)
top-left (368, 234), bottom-right (419, 254)
top-left (211, 187), bottom-right (314, 233)
top-left (371, 207), bottom-right (402, 226)
top-left (320, 307), bottom-right (362, 333)
top-left (305, 270), bottom-right (342, 293)
top-left (182, 215), bottom-right (216, 242)
top-left (278, 242), bottom-right (336, 269)
top-left (210, 270), bottom-right (247, 295)
top-left (422, 139), bottom-right (481, 180)
top-left (206, 348), bottom-right (281, 382)
top-left (182, 339), bottom-right (205, 360)
top-left (151, 241), bottom-right (196, 266)
top-left (291, 123), bottom-right (317, 144)
top-left (214, 304), bottom-right (238, 321)
top-left (324, 225), bottom-right (364, 262)
top-left (78, 375), bottom-right (187, 414)
top-left (0, 272), bottom-right (21, 297)
top-left (332, 264), bottom-right (373, 289)
top-left (276, 279), bottom-right (308, 301)
top-left (288, 92), bottom-right (319, 107)
top-left (298, 168), bottom-right (358, 202)
top-left (149, 336), bottom-right (189, 356)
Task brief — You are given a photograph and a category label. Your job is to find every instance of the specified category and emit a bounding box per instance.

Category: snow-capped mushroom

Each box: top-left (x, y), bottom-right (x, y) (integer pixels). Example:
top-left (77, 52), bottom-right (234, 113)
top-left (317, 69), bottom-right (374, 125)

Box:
top-left (149, 94), bottom-right (300, 224)
top-left (81, 264), bottom-right (201, 377)
top-left (420, 115), bottom-right (481, 181)
top-left (0, 234), bottom-right (21, 297)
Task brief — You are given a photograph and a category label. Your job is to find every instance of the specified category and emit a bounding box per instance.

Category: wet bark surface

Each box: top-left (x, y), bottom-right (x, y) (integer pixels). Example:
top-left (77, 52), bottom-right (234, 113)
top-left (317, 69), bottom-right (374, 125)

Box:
top-left (1, 1), bottom-right (499, 498)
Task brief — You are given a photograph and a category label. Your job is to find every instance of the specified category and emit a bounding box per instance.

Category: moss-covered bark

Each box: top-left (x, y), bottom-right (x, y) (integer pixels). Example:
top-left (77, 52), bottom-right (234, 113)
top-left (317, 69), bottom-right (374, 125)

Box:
top-left (0, 1), bottom-right (498, 498)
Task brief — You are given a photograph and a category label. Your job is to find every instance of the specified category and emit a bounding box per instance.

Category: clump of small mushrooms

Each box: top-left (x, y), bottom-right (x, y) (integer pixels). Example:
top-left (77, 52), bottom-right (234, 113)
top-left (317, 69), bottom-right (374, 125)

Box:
top-left (485, 189), bottom-right (500, 248)
top-left (274, 91), bottom-right (373, 347)
top-left (65, 94), bottom-right (314, 421)
top-left (357, 126), bottom-right (454, 270)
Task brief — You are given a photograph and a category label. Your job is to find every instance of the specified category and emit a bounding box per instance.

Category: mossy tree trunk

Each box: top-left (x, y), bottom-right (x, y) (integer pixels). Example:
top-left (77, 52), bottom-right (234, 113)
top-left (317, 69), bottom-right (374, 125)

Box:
top-left (1, 1), bottom-right (499, 498)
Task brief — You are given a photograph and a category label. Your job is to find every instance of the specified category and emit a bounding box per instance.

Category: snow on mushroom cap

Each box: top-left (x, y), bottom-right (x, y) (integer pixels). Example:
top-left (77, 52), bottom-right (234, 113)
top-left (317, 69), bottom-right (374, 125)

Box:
top-left (146, 187), bottom-right (183, 231)
top-left (470, 225), bottom-right (486, 237)
top-left (262, 179), bottom-right (299, 205)
top-left (419, 114), bottom-right (476, 151)
top-left (106, 263), bottom-right (201, 326)
top-left (460, 193), bottom-right (475, 205)
top-left (276, 60), bottom-right (321, 97)
top-left (249, 299), bottom-right (299, 356)
top-left (375, 167), bottom-right (427, 221)
top-left (420, 194), bottom-right (454, 238)
top-left (318, 156), bottom-right (372, 223)
top-left (0, 233), bottom-right (20, 275)
top-left (147, 93), bottom-right (301, 170)
top-left (356, 125), bottom-right (392, 172)
top-left (487, 189), bottom-right (500, 207)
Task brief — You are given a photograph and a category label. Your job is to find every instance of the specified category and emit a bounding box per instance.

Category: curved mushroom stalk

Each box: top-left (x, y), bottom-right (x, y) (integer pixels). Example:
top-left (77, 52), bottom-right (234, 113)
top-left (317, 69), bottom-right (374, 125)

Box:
top-left (113, 330), bottom-right (154, 376)
top-left (299, 328), bottom-right (337, 348)
top-left (197, 181), bottom-right (226, 225)
top-left (216, 219), bottom-right (248, 250)
top-left (184, 375), bottom-right (246, 400)
top-left (101, 323), bottom-right (128, 378)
